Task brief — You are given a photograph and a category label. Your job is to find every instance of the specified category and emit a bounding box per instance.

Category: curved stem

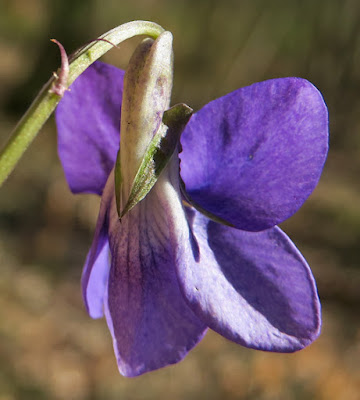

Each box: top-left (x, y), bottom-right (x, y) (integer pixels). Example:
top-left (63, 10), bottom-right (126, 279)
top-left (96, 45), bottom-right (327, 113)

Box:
top-left (0, 21), bottom-right (164, 186)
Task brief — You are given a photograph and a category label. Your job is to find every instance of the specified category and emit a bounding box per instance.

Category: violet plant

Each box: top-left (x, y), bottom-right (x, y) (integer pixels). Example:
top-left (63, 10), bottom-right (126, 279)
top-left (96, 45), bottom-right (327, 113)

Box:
top-left (0, 21), bottom-right (329, 377)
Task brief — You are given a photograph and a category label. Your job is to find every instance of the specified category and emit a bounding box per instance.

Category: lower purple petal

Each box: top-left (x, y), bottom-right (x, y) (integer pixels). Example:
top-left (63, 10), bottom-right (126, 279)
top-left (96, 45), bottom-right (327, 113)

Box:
top-left (104, 172), bottom-right (207, 377)
top-left (177, 208), bottom-right (321, 352)
top-left (82, 240), bottom-right (109, 319)
top-left (81, 173), bottom-right (113, 318)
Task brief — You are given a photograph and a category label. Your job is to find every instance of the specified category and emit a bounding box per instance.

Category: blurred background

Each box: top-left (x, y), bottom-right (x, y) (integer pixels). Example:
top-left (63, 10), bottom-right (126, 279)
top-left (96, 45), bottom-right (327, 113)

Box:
top-left (0, 0), bottom-right (359, 399)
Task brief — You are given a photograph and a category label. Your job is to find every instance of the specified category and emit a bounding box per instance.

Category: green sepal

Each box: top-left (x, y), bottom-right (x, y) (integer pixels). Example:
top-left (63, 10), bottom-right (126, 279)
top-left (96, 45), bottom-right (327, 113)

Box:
top-left (114, 150), bottom-right (122, 217)
top-left (119, 31), bottom-right (173, 196)
top-left (180, 179), bottom-right (235, 228)
top-left (119, 103), bottom-right (193, 219)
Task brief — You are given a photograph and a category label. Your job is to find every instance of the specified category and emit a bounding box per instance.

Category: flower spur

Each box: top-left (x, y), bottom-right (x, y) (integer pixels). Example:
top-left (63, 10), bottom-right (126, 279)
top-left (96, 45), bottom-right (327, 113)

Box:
top-left (55, 31), bottom-right (328, 377)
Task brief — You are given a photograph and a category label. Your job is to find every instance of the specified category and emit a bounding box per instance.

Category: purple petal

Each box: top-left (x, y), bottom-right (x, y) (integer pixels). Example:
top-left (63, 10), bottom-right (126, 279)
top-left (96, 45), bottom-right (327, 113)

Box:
top-left (82, 240), bottom-right (109, 319)
top-left (180, 78), bottom-right (329, 231)
top-left (81, 172), bottom-right (114, 318)
top-left (104, 174), bottom-right (207, 377)
top-left (56, 61), bottom-right (124, 195)
top-left (177, 208), bottom-right (321, 352)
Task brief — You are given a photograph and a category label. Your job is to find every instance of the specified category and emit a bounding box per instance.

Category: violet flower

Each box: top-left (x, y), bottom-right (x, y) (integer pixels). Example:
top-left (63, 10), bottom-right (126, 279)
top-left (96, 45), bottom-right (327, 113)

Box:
top-left (55, 32), bottom-right (328, 377)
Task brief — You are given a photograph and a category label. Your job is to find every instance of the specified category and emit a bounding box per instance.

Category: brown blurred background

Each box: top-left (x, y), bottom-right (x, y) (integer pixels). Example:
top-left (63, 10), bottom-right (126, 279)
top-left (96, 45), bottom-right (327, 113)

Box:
top-left (0, 0), bottom-right (359, 399)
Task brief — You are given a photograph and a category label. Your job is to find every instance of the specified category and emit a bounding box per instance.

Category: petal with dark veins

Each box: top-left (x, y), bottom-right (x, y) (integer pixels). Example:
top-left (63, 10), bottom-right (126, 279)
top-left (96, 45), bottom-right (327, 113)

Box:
top-left (176, 208), bottom-right (321, 352)
top-left (104, 164), bottom-right (207, 376)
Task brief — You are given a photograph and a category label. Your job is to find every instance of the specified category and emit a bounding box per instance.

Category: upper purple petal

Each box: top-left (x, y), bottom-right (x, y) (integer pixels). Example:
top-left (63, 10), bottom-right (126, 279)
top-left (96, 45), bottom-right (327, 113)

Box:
top-left (104, 170), bottom-right (207, 377)
top-left (56, 61), bottom-right (124, 195)
top-left (180, 78), bottom-right (329, 231)
top-left (176, 208), bottom-right (321, 352)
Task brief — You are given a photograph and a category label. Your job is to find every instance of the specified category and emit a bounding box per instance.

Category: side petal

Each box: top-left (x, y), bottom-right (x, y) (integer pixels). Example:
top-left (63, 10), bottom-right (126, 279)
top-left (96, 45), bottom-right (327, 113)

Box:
top-left (56, 61), bottom-right (124, 195)
top-left (81, 172), bottom-right (113, 318)
top-left (104, 167), bottom-right (207, 377)
top-left (180, 78), bottom-right (329, 231)
top-left (177, 208), bottom-right (321, 352)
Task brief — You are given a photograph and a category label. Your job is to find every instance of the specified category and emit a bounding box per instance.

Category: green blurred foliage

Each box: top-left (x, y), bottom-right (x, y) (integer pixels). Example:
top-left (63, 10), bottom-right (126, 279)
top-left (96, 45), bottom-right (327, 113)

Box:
top-left (0, 0), bottom-right (359, 399)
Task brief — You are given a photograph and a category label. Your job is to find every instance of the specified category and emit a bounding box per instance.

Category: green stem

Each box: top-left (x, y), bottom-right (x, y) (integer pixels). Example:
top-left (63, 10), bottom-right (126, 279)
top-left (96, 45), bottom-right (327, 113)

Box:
top-left (0, 20), bottom-right (164, 186)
